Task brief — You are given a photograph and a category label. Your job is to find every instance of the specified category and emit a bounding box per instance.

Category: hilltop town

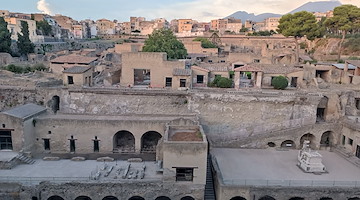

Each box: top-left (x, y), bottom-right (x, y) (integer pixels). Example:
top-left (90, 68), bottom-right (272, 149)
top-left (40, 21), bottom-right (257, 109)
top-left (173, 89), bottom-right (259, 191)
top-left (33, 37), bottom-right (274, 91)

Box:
top-left (0, 2), bottom-right (360, 200)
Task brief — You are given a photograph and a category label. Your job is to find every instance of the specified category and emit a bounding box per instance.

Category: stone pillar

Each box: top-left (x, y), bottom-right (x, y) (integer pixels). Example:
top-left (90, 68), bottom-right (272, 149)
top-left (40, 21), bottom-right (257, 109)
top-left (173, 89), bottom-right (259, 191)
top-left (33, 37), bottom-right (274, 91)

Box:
top-left (256, 72), bottom-right (262, 88)
top-left (135, 132), bottom-right (142, 153)
top-left (234, 72), bottom-right (240, 89)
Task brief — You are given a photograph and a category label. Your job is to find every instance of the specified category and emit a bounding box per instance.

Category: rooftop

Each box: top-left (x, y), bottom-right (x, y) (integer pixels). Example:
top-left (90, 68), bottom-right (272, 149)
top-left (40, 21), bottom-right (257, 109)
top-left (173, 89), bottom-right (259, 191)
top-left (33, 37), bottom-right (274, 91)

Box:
top-left (173, 68), bottom-right (191, 76)
top-left (63, 66), bottom-right (92, 74)
top-left (51, 55), bottom-right (98, 64)
top-left (212, 148), bottom-right (360, 187)
top-left (0, 158), bottom-right (162, 185)
top-left (2, 103), bottom-right (47, 120)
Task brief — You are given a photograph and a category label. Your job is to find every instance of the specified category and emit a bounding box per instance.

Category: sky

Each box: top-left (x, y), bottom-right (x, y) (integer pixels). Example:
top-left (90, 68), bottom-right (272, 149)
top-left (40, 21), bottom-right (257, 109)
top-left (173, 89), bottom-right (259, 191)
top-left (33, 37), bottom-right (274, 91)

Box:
top-left (1, 0), bottom-right (360, 22)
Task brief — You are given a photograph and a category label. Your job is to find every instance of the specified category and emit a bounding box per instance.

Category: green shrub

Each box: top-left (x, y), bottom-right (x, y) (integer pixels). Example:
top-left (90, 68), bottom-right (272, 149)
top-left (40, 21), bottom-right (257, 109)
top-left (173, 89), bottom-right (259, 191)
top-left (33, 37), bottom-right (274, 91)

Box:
top-left (271, 76), bottom-right (288, 90)
top-left (217, 77), bottom-right (233, 88)
top-left (6, 64), bottom-right (23, 73)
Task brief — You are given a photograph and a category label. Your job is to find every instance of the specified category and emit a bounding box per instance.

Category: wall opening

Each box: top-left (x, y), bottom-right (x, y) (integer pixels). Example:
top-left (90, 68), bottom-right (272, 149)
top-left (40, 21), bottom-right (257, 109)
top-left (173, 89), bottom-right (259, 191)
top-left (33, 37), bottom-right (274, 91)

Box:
top-left (141, 131), bottom-right (162, 153)
top-left (93, 136), bottom-right (100, 152)
top-left (113, 130), bottom-right (135, 153)
top-left (134, 69), bottom-right (150, 85)
top-left (180, 197), bottom-right (195, 200)
top-left (316, 97), bottom-right (328, 122)
top-left (155, 196), bottom-right (171, 200)
top-left (289, 198), bottom-right (304, 200)
top-left (43, 138), bottom-right (50, 150)
top-left (69, 136), bottom-right (76, 152)
top-left (52, 95), bottom-right (60, 113)
top-left (349, 198), bottom-right (360, 200)
top-left (176, 168), bottom-right (194, 181)
top-left (290, 77), bottom-right (298, 87)
top-left (356, 98), bottom-right (360, 110)
top-left (267, 142), bottom-right (276, 147)
top-left (180, 79), bottom-right (186, 87)
top-left (320, 131), bottom-right (333, 147)
top-left (281, 140), bottom-right (295, 149)
top-left (197, 75), bottom-right (204, 83)
top-left (75, 196), bottom-right (92, 200)
top-left (102, 196), bottom-right (118, 200)
top-left (129, 197), bottom-right (145, 200)
top-left (300, 133), bottom-right (316, 149)
top-left (0, 130), bottom-right (13, 150)
top-left (47, 196), bottom-right (65, 200)
top-left (320, 198), bottom-right (333, 200)
top-left (356, 145), bottom-right (360, 159)
top-left (165, 77), bottom-right (172, 87)
top-left (230, 197), bottom-right (247, 200)
top-left (32, 197), bottom-right (38, 200)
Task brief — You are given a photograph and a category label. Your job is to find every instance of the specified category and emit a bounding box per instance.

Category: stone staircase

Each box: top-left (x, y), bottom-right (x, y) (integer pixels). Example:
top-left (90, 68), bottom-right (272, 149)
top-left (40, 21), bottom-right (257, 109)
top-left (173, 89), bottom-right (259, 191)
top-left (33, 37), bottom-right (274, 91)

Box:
top-left (15, 154), bottom-right (35, 165)
top-left (204, 156), bottom-right (216, 200)
top-left (333, 146), bottom-right (360, 168)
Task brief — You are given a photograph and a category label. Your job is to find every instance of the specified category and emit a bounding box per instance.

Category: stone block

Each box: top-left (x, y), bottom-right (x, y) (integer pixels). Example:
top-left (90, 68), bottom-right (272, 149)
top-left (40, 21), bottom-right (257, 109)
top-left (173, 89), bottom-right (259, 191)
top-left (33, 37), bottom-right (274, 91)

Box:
top-left (127, 158), bottom-right (143, 162)
top-left (97, 157), bottom-right (114, 162)
top-left (71, 157), bottom-right (86, 161)
top-left (42, 157), bottom-right (60, 161)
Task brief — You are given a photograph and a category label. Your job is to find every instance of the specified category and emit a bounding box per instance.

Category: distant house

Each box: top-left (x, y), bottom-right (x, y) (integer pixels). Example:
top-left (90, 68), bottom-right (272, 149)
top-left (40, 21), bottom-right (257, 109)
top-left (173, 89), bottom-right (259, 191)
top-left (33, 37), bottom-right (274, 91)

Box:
top-left (62, 66), bottom-right (93, 87)
top-left (50, 55), bottom-right (98, 74)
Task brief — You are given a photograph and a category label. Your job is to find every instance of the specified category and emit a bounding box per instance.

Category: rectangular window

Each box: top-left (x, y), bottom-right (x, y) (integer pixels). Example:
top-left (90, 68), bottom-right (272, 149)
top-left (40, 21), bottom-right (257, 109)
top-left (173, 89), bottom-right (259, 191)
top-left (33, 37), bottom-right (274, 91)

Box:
top-left (67, 76), bottom-right (74, 84)
top-left (94, 140), bottom-right (99, 152)
top-left (197, 75), bottom-right (204, 83)
top-left (70, 139), bottom-right (76, 152)
top-left (180, 79), bottom-right (186, 87)
top-left (0, 131), bottom-right (12, 150)
top-left (43, 139), bottom-right (50, 150)
top-left (176, 168), bottom-right (194, 181)
top-left (342, 135), bottom-right (346, 146)
top-left (165, 77), bottom-right (172, 87)
top-left (348, 138), bottom-right (354, 146)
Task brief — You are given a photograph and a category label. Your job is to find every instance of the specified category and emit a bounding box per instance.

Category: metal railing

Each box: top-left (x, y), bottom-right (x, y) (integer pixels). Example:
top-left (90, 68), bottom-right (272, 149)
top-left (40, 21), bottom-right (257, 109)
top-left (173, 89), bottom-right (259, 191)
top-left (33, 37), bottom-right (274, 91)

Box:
top-left (223, 179), bottom-right (360, 187)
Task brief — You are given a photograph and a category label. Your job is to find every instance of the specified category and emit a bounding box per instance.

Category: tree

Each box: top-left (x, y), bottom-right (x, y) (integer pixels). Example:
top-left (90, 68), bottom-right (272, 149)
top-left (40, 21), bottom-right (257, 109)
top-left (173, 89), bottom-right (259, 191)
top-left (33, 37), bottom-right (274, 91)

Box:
top-left (142, 28), bottom-right (187, 59)
top-left (193, 37), bottom-right (217, 48)
top-left (271, 76), bottom-right (288, 90)
top-left (36, 20), bottom-right (52, 36)
top-left (277, 11), bottom-right (321, 64)
top-left (17, 21), bottom-right (34, 57)
top-left (0, 17), bottom-right (12, 54)
top-left (325, 5), bottom-right (360, 62)
top-left (240, 26), bottom-right (248, 33)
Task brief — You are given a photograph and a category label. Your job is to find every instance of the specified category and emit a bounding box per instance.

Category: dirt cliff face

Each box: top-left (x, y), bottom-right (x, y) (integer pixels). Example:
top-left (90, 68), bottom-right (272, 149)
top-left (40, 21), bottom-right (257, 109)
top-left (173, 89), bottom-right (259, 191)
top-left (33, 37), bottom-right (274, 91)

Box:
top-left (311, 38), bottom-right (360, 60)
top-left (312, 38), bottom-right (340, 56)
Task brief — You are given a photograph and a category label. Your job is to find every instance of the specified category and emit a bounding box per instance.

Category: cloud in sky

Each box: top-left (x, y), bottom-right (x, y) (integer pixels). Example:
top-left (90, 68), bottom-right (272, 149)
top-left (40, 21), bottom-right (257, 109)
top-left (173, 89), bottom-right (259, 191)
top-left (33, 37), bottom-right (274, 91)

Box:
top-left (37, 0), bottom-right (52, 15)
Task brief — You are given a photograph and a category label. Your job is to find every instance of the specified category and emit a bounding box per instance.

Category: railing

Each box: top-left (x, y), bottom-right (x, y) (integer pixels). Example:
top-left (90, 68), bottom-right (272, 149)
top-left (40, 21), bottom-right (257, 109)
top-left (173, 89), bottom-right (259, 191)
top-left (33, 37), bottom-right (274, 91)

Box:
top-left (223, 179), bottom-right (360, 187)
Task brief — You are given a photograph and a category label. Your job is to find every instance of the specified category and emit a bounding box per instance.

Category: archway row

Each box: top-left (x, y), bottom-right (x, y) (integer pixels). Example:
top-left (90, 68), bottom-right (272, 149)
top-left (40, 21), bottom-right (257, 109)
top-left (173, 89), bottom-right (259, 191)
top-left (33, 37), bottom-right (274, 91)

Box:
top-left (113, 130), bottom-right (162, 153)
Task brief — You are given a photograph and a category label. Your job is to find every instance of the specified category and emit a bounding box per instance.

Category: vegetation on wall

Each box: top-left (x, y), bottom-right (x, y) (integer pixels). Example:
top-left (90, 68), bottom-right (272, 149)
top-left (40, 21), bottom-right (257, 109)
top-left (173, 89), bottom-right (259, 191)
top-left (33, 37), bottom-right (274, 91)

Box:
top-left (36, 20), bottom-right (52, 36)
top-left (193, 37), bottom-right (218, 48)
top-left (17, 21), bottom-right (35, 57)
top-left (1, 63), bottom-right (47, 74)
top-left (209, 76), bottom-right (233, 88)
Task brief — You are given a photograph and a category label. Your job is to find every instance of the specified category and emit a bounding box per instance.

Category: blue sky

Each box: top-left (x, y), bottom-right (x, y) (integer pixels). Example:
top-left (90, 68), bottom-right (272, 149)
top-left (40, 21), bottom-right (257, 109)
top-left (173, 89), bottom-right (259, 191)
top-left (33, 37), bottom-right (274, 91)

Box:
top-left (1, 0), bottom-right (360, 22)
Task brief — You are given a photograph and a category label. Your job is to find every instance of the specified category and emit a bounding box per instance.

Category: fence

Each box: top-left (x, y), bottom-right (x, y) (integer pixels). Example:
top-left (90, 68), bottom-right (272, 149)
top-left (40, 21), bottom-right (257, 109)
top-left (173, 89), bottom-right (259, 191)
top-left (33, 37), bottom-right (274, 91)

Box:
top-left (223, 179), bottom-right (360, 187)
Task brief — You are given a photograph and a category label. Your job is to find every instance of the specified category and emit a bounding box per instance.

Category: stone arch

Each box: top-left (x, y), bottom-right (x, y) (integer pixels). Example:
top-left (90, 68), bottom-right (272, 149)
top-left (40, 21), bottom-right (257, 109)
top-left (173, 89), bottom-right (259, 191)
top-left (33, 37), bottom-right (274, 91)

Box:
top-left (230, 197), bottom-right (247, 200)
top-left (75, 196), bottom-right (92, 200)
top-left (316, 96), bottom-right (328, 122)
top-left (48, 196), bottom-right (64, 200)
top-left (320, 198), bottom-right (333, 200)
top-left (320, 131), bottom-right (334, 147)
top-left (300, 133), bottom-right (316, 149)
top-left (141, 131), bottom-right (162, 153)
top-left (113, 130), bottom-right (135, 152)
top-left (155, 196), bottom-right (171, 200)
top-left (267, 142), bottom-right (276, 147)
top-left (281, 140), bottom-right (296, 149)
top-left (51, 95), bottom-right (60, 113)
top-left (129, 196), bottom-right (145, 200)
top-left (289, 198), bottom-right (304, 200)
top-left (102, 196), bottom-right (118, 200)
top-left (181, 196), bottom-right (195, 200)
top-left (259, 196), bottom-right (276, 200)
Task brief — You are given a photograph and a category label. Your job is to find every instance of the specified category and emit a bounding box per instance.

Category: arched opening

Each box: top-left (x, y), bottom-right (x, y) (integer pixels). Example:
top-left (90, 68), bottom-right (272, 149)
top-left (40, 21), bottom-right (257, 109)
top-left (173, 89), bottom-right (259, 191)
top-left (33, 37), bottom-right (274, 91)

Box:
top-left (129, 197), bottom-right (145, 200)
top-left (113, 131), bottom-right (135, 153)
top-left (320, 198), bottom-right (333, 200)
top-left (316, 97), bottom-right (328, 122)
top-left (181, 197), bottom-right (195, 200)
top-left (52, 95), bottom-right (60, 113)
top-left (259, 196), bottom-right (276, 200)
top-left (48, 196), bottom-right (64, 200)
top-left (141, 131), bottom-right (162, 153)
top-left (267, 142), bottom-right (276, 148)
top-left (155, 196), bottom-right (171, 200)
top-left (75, 196), bottom-right (92, 200)
top-left (230, 197), bottom-right (247, 200)
top-left (349, 198), bottom-right (360, 200)
top-left (320, 131), bottom-right (334, 147)
top-left (300, 133), bottom-right (316, 149)
top-left (289, 198), bottom-right (304, 200)
top-left (102, 196), bottom-right (118, 200)
top-left (281, 140), bottom-right (296, 149)
top-left (32, 197), bottom-right (38, 200)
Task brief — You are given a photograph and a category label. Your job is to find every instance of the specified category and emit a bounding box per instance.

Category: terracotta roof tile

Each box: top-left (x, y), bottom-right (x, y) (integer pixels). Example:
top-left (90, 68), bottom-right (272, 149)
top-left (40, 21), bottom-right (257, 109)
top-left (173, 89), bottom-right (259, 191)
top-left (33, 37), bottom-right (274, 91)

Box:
top-left (173, 68), bottom-right (191, 76)
top-left (51, 55), bottom-right (98, 64)
top-left (63, 66), bottom-right (92, 74)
